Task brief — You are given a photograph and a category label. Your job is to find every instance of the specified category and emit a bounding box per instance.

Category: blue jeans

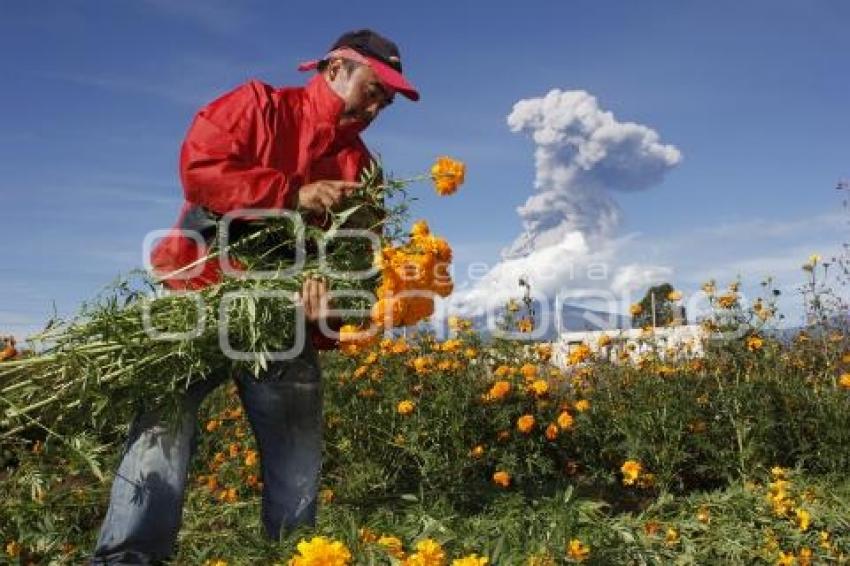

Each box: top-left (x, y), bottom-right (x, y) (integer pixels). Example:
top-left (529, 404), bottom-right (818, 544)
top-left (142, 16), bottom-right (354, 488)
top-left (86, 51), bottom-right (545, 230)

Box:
top-left (91, 345), bottom-right (323, 565)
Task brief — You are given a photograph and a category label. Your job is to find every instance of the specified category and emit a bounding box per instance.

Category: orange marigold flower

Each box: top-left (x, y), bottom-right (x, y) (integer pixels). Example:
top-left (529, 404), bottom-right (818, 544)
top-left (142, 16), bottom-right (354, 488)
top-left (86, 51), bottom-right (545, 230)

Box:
top-left (544, 423), bottom-right (559, 441)
top-left (494, 365), bottom-right (513, 377)
top-left (289, 536), bottom-right (352, 565)
top-left (838, 373), bottom-right (850, 389)
top-left (407, 538), bottom-right (445, 566)
top-left (244, 449), bottom-right (259, 467)
top-left (339, 323), bottom-right (377, 355)
top-left (397, 400), bottom-right (416, 415)
top-left (746, 335), bottom-right (764, 351)
top-left (566, 538), bottom-right (590, 562)
top-left (520, 363), bottom-right (538, 380)
top-left (492, 470), bottom-right (511, 488)
top-left (431, 156), bottom-right (465, 196)
top-left (567, 344), bottom-right (592, 365)
top-left (411, 356), bottom-right (433, 375)
top-left (411, 219), bottom-right (431, 239)
top-left (470, 444), bottom-right (485, 459)
top-left (485, 380), bottom-right (511, 401)
top-left (574, 399), bottom-right (590, 413)
top-left (517, 414), bottom-right (535, 434)
top-left (556, 411), bottom-right (574, 430)
top-left (621, 460), bottom-right (642, 486)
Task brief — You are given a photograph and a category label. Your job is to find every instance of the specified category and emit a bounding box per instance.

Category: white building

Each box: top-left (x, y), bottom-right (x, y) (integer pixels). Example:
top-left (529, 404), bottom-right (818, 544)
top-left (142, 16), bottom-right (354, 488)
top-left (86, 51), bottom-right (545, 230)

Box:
top-left (552, 324), bottom-right (707, 369)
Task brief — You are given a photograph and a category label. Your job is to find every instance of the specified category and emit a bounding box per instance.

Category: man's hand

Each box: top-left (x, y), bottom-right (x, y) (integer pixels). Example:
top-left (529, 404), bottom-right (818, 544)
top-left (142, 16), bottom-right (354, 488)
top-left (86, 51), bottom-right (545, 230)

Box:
top-left (296, 180), bottom-right (362, 217)
top-left (298, 276), bottom-right (330, 325)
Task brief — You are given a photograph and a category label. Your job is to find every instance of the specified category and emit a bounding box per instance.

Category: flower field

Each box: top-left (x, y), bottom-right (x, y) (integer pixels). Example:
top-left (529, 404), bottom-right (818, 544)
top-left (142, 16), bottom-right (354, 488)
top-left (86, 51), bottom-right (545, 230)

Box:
top-left (3, 283), bottom-right (850, 565)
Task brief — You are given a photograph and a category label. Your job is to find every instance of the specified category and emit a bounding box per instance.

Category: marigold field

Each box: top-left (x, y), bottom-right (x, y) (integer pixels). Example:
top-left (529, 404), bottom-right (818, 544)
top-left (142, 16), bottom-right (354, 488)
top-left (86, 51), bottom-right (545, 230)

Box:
top-left (2, 275), bottom-right (850, 566)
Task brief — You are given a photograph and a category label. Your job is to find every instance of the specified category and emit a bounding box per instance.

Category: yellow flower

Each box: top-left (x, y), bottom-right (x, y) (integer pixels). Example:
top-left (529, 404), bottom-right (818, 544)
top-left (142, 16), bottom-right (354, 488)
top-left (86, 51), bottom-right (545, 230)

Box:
top-left (205, 560), bottom-right (228, 566)
top-left (405, 539), bottom-right (446, 566)
top-left (529, 379), bottom-right (549, 397)
top-left (795, 508), bottom-right (811, 531)
top-left (339, 323), bottom-right (375, 355)
top-left (629, 303), bottom-right (643, 316)
top-left (205, 419), bottom-right (221, 433)
top-left (289, 537), bottom-right (351, 566)
top-left (411, 219), bottom-right (431, 238)
top-left (667, 290), bottom-right (683, 301)
top-left (545, 423), bottom-right (559, 441)
top-left (492, 470), bottom-right (511, 488)
top-left (6, 541), bottom-right (21, 558)
top-left (574, 399), bottom-right (590, 413)
top-left (567, 344), bottom-right (592, 365)
top-left (746, 335), bottom-right (764, 351)
top-left (621, 460), bottom-right (643, 486)
top-left (244, 449), bottom-right (259, 467)
top-left (447, 315), bottom-right (471, 332)
top-left (717, 292), bottom-right (738, 309)
top-left (536, 343), bottom-right (552, 360)
top-left (377, 535), bottom-right (405, 559)
top-left (776, 551), bottom-right (796, 566)
top-left (665, 528), bottom-right (679, 546)
top-left (517, 414), bottom-right (536, 434)
top-left (697, 506), bottom-right (710, 524)
top-left (771, 466), bottom-right (789, 479)
top-left (556, 411), bottom-right (574, 430)
top-left (527, 554), bottom-right (556, 566)
top-left (517, 318), bottom-right (534, 333)
top-left (506, 299), bottom-right (520, 313)
top-left (597, 334), bottom-right (612, 347)
top-left (431, 156), bottom-right (465, 196)
top-left (470, 444), bottom-right (485, 459)
top-left (411, 356), bottom-right (433, 375)
top-left (397, 400), bottom-right (416, 415)
top-left (838, 373), bottom-right (850, 389)
top-left (452, 554), bottom-right (488, 566)
top-left (566, 538), bottom-right (590, 562)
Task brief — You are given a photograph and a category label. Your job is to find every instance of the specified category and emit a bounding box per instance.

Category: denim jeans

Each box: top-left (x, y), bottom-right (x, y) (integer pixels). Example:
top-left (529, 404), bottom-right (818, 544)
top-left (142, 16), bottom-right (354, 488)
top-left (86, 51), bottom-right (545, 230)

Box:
top-left (90, 345), bottom-right (323, 565)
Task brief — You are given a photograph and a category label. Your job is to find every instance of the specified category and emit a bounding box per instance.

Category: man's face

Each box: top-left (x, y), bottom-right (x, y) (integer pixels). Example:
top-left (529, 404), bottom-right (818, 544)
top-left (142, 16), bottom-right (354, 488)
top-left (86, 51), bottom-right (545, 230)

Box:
top-left (326, 59), bottom-right (395, 129)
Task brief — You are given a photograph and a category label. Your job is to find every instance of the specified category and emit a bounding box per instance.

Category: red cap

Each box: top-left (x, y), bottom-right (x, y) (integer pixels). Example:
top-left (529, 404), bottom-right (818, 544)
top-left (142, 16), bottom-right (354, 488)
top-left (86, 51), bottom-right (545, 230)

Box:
top-left (298, 30), bottom-right (420, 102)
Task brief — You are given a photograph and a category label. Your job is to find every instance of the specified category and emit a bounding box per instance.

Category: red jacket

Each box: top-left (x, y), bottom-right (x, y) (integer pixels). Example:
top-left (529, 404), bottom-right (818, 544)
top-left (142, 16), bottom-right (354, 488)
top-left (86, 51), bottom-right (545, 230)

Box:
top-left (150, 74), bottom-right (373, 348)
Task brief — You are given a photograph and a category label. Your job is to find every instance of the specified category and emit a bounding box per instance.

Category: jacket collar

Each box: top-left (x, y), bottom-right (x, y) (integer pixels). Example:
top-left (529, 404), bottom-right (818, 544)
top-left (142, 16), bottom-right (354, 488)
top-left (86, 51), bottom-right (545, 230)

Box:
top-left (303, 74), bottom-right (345, 127)
top-left (301, 74), bottom-right (368, 155)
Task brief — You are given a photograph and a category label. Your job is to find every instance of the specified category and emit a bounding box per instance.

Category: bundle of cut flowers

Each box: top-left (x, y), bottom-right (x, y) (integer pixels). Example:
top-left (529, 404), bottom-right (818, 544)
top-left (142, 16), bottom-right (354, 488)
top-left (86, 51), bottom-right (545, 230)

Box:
top-left (0, 157), bottom-right (465, 475)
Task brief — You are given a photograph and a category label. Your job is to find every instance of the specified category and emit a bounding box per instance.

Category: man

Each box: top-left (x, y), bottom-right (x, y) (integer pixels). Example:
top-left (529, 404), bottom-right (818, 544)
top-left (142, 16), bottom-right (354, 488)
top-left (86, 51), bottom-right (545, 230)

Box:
top-left (91, 29), bottom-right (418, 565)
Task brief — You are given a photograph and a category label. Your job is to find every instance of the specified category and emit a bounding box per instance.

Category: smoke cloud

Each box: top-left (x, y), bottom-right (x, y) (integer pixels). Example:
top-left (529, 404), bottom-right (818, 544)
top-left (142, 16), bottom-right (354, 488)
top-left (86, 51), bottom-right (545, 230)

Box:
top-left (450, 89), bottom-right (681, 318)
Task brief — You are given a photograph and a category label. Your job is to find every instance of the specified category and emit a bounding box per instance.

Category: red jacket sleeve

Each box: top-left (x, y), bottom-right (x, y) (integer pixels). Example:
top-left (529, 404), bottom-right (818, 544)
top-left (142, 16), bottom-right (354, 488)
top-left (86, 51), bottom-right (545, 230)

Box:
top-left (179, 80), bottom-right (296, 214)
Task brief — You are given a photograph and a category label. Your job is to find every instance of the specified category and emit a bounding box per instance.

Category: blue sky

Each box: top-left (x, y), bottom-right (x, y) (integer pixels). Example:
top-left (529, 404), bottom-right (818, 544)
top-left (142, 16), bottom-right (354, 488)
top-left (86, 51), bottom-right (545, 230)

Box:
top-left (1, 0), bottom-right (848, 338)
